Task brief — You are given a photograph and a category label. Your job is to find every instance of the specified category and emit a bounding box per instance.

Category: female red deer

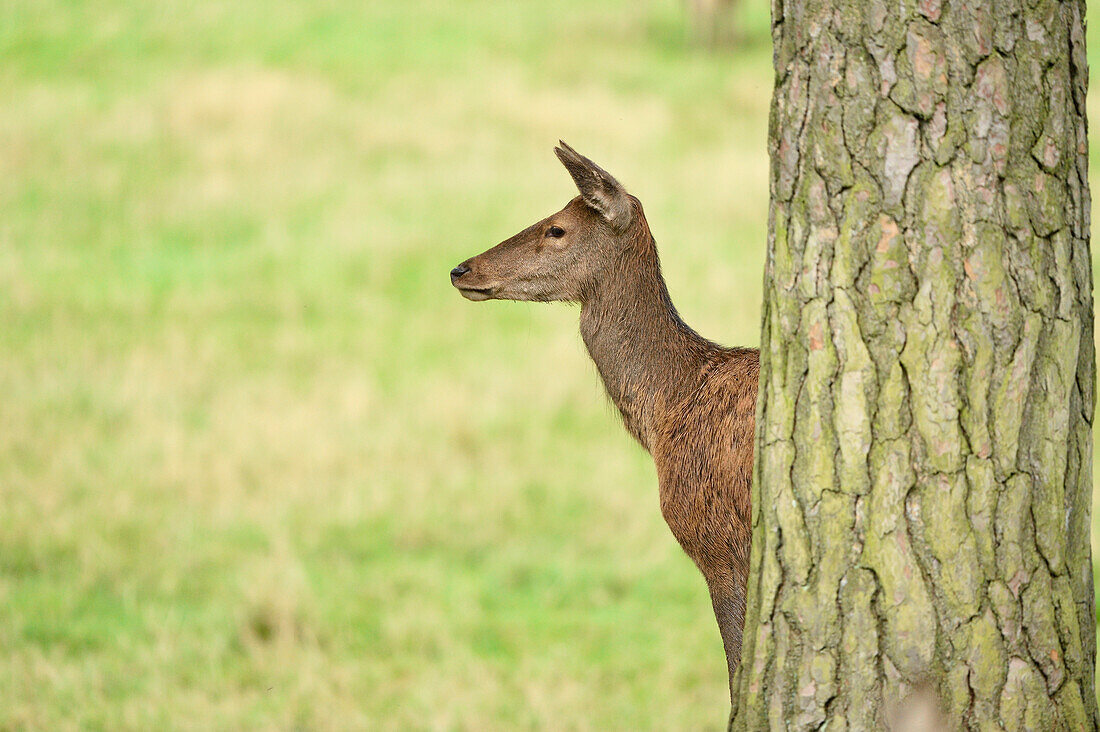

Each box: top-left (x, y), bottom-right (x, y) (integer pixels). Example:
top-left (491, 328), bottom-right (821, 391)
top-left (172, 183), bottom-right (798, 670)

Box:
top-left (450, 143), bottom-right (759, 701)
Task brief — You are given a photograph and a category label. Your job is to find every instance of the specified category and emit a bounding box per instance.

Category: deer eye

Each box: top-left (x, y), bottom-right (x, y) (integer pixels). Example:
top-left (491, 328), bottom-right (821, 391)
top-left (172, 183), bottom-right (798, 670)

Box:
top-left (546, 226), bottom-right (566, 238)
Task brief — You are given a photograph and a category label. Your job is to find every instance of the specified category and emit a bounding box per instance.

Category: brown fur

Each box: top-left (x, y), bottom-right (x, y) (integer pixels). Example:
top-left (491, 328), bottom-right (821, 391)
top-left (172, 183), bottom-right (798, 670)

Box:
top-left (451, 142), bottom-right (758, 699)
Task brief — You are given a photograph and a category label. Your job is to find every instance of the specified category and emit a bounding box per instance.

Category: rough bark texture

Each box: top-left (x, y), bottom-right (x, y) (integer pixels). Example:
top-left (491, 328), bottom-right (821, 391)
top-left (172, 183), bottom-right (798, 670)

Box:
top-left (731, 0), bottom-right (1096, 727)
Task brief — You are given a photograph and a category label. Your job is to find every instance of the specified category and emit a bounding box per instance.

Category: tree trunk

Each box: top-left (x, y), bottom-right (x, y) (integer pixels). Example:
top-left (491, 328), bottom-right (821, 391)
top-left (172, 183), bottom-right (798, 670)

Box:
top-left (732, 0), bottom-right (1096, 728)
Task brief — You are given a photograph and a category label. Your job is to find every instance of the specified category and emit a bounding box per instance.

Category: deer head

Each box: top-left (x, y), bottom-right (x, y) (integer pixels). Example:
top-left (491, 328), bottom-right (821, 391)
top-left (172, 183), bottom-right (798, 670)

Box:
top-left (450, 142), bottom-right (636, 303)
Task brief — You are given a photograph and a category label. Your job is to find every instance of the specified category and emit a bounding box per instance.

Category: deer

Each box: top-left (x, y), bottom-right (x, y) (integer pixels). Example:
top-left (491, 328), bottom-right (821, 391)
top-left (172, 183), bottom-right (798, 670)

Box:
top-left (450, 142), bottom-right (759, 703)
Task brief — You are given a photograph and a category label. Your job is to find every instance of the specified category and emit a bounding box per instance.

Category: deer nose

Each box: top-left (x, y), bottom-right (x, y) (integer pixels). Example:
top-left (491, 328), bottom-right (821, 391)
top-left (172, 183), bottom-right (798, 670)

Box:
top-left (450, 263), bottom-right (471, 281)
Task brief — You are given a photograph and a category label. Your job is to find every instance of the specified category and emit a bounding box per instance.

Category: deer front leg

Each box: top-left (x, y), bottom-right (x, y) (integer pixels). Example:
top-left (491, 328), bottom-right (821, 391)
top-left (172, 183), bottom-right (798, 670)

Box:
top-left (708, 576), bottom-right (746, 703)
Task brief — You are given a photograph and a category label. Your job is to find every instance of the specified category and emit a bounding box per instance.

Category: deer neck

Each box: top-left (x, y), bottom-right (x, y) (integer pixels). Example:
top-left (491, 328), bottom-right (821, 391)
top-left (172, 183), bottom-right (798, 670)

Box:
top-left (579, 248), bottom-right (709, 452)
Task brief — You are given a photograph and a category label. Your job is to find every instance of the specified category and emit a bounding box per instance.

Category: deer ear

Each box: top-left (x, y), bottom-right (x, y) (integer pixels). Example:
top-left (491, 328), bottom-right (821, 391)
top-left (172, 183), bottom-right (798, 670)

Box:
top-left (554, 141), bottom-right (633, 232)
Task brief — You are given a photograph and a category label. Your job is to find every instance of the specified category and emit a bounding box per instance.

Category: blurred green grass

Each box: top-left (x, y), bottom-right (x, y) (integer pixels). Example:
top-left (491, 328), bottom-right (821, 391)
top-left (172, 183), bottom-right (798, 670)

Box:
top-left (0, 0), bottom-right (1095, 729)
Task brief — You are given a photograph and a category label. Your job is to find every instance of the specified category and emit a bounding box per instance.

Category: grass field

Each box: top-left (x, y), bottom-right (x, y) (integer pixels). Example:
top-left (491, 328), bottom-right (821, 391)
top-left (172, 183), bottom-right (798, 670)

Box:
top-left (0, 1), bottom-right (1097, 729)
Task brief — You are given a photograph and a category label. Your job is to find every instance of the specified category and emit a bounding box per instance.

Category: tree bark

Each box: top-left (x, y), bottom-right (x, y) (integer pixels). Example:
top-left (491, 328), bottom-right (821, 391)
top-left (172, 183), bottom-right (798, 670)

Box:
top-left (732, 0), bottom-right (1096, 728)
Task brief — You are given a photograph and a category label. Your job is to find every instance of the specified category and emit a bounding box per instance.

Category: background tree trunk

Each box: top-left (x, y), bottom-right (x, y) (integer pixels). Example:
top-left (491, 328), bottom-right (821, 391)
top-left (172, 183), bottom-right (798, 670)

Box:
top-left (686, 0), bottom-right (740, 47)
top-left (732, 0), bottom-right (1096, 727)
